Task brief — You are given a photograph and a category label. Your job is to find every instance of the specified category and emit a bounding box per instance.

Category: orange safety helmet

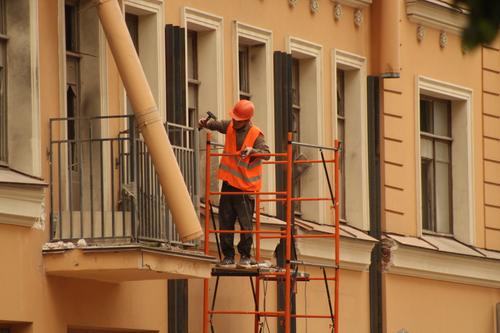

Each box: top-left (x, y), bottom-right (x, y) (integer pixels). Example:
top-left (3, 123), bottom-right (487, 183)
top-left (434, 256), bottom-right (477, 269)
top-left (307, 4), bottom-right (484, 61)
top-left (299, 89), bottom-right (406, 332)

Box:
top-left (230, 100), bottom-right (254, 121)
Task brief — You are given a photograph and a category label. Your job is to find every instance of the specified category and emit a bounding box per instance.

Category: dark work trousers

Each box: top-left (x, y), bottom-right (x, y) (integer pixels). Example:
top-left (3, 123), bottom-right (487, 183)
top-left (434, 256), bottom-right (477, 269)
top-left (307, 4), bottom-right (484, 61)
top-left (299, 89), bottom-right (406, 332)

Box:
top-left (219, 181), bottom-right (255, 258)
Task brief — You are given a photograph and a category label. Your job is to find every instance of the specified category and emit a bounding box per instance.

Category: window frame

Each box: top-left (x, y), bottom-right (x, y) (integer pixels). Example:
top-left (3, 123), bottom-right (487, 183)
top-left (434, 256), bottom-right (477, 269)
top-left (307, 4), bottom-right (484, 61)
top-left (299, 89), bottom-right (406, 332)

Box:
top-left (287, 36), bottom-right (324, 223)
top-left (332, 49), bottom-right (369, 230)
top-left (419, 95), bottom-right (454, 236)
top-left (234, 21), bottom-right (275, 215)
top-left (416, 76), bottom-right (475, 244)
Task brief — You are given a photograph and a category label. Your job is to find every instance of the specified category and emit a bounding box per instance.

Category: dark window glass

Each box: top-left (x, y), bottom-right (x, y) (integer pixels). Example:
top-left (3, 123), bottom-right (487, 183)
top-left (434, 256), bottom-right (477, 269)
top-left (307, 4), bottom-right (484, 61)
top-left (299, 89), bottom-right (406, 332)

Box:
top-left (239, 45), bottom-right (250, 100)
top-left (337, 69), bottom-right (346, 220)
top-left (420, 96), bottom-right (452, 234)
top-left (0, 0), bottom-right (7, 164)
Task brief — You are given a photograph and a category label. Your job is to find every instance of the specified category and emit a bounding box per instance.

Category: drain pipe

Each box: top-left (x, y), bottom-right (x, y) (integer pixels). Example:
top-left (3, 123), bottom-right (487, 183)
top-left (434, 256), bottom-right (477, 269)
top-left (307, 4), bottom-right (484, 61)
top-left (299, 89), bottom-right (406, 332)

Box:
top-left (378, 0), bottom-right (401, 78)
top-left (92, 0), bottom-right (202, 241)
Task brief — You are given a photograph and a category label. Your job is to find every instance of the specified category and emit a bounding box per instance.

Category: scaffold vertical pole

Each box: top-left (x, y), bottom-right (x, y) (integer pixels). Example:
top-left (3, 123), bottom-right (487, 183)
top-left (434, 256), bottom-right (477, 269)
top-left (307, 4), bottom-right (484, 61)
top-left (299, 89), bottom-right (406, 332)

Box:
top-left (285, 132), bottom-right (293, 332)
top-left (203, 132), bottom-right (212, 333)
top-left (334, 139), bottom-right (340, 333)
top-left (254, 195), bottom-right (261, 333)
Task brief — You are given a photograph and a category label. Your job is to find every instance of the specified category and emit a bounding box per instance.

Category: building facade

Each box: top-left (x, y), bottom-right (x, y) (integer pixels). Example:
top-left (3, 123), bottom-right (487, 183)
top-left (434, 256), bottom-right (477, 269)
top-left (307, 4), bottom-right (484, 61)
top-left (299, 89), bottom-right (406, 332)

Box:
top-left (0, 0), bottom-right (499, 332)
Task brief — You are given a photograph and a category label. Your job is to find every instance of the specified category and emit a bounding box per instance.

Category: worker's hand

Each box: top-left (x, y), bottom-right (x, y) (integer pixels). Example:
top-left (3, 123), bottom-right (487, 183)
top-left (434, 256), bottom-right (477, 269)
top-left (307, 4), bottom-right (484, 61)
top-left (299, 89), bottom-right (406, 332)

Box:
top-left (198, 118), bottom-right (208, 129)
top-left (240, 147), bottom-right (255, 159)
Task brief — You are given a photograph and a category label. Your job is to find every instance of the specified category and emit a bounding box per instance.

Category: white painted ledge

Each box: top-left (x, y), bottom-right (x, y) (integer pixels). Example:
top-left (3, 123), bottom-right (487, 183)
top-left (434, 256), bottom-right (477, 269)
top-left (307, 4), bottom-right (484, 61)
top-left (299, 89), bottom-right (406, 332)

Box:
top-left (384, 234), bottom-right (500, 288)
top-left (0, 168), bottom-right (46, 228)
top-left (406, 0), bottom-right (468, 35)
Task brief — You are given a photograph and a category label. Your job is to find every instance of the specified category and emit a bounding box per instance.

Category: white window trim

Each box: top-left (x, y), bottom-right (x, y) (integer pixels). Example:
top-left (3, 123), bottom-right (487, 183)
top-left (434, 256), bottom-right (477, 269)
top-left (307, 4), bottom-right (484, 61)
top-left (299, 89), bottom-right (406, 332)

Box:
top-left (233, 21), bottom-right (275, 215)
top-left (415, 75), bottom-right (475, 244)
top-left (182, 7), bottom-right (225, 121)
top-left (286, 36), bottom-right (325, 223)
top-left (332, 49), bottom-right (370, 231)
top-left (122, 0), bottom-right (165, 121)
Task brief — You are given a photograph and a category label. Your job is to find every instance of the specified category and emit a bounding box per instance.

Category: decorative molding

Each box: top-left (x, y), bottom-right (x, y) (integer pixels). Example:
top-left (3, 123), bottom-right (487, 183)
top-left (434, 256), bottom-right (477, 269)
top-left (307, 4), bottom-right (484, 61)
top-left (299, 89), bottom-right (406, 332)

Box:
top-left (354, 8), bottom-right (363, 27)
top-left (439, 31), bottom-right (448, 48)
top-left (297, 237), bottom-right (376, 271)
top-left (331, 0), bottom-right (372, 8)
top-left (334, 3), bottom-right (343, 21)
top-left (387, 243), bottom-right (500, 288)
top-left (417, 25), bottom-right (425, 43)
top-left (183, 6), bottom-right (223, 31)
top-left (289, 0), bottom-right (298, 7)
top-left (0, 183), bottom-right (46, 228)
top-left (406, 0), bottom-right (468, 35)
top-left (310, 0), bottom-right (319, 13)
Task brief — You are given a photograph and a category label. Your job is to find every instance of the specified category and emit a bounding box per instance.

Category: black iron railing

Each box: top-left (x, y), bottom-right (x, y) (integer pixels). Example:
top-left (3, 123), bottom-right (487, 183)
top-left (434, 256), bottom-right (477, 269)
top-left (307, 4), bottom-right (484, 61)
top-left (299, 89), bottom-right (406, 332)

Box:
top-left (49, 115), bottom-right (198, 244)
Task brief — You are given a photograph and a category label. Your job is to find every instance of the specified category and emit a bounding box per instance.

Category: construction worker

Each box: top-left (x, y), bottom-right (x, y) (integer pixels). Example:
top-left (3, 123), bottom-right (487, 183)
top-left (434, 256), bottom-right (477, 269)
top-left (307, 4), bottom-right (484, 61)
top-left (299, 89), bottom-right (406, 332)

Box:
top-left (199, 100), bottom-right (270, 268)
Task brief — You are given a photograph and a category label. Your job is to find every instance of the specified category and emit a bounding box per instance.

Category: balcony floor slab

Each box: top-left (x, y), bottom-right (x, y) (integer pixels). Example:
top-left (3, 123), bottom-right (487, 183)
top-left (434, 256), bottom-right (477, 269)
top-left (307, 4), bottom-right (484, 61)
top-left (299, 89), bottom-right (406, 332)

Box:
top-left (43, 244), bottom-right (216, 282)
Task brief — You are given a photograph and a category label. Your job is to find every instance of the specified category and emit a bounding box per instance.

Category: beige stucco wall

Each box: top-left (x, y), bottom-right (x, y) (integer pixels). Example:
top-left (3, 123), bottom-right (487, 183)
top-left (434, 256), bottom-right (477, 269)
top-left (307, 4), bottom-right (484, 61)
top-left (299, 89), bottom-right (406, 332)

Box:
top-left (384, 273), bottom-right (500, 333)
top-left (2, 1), bottom-right (500, 333)
top-left (0, 1), bottom-right (168, 332)
top-left (188, 268), bottom-right (370, 333)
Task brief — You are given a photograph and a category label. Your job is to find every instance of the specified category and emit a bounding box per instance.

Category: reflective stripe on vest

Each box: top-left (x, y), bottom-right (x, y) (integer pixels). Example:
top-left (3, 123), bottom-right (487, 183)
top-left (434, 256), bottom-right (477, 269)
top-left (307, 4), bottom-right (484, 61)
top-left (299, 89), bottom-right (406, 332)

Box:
top-left (217, 122), bottom-right (264, 191)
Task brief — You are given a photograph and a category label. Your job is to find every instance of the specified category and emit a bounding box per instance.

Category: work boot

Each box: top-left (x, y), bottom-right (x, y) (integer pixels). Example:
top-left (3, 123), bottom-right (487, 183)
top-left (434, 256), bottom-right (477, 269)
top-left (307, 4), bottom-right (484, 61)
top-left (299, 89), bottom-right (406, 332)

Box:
top-left (216, 256), bottom-right (235, 267)
top-left (237, 255), bottom-right (253, 268)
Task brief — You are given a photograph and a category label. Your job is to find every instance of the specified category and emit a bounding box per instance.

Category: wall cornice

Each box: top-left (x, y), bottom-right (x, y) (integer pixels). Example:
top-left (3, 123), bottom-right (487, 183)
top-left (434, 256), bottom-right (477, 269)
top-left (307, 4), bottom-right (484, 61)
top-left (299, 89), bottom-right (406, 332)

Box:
top-left (331, 0), bottom-right (372, 8)
top-left (387, 243), bottom-right (500, 288)
top-left (406, 0), bottom-right (468, 35)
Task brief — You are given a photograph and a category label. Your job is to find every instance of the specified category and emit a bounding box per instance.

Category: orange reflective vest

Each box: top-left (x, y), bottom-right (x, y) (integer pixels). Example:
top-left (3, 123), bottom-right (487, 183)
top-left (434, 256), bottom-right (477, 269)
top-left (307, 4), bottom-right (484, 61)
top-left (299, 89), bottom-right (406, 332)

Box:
top-left (218, 122), bottom-right (263, 192)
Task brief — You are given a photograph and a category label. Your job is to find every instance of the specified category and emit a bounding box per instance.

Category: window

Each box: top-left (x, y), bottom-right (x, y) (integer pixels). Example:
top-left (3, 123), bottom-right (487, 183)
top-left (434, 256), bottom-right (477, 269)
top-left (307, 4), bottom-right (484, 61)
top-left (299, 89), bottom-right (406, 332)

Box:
top-left (238, 45), bottom-right (250, 100)
top-left (420, 96), bottom-right (453, 235)
top-left (234, 22), bottom-right (274, 214)
top-left (291, 58), bottom-right (301, 214)
top-left (0, 328), bottom-right (10, 333)
top-left (416, 76), bottom-right (474, 244)
top-left (287, 37), bottom-right (323, 223)
top-left (187, 30), bottom-right (199, 138)
top-left (123, 1), bottom-right (164, 119)
top-left (0, 0), bottom-right (6, 165)
top-left (333, 49), bottom-right (369, 230)
top-left (336, 69), bottom-right (346, 221)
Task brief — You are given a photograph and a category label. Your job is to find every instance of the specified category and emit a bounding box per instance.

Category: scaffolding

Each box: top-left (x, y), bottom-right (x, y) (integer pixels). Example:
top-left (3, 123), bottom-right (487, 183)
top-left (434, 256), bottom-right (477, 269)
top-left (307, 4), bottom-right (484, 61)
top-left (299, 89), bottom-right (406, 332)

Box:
top-left (203, 132), bottom-right (341, 333)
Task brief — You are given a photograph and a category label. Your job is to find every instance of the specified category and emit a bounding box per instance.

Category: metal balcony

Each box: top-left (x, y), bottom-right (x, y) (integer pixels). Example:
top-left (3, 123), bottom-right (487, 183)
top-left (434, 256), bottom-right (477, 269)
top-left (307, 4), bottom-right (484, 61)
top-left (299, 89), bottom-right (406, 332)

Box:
top-left (44, 115), bottom-right (212, 282)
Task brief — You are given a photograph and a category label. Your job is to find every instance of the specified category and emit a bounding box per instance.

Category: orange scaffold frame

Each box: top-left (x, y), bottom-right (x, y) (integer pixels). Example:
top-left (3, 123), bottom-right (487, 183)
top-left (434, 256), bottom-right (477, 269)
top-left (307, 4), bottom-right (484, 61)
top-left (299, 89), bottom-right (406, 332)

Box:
top-left (203, 132), bottom-right (341, 333)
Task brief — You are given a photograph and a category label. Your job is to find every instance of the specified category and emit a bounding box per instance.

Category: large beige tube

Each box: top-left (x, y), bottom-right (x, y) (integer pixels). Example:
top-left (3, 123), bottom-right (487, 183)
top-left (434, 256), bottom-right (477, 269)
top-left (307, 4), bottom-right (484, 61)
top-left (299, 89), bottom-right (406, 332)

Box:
top-left (94, 0), bottom-right (202, 241)
top-left (379, 0), bottom-right (401, 78)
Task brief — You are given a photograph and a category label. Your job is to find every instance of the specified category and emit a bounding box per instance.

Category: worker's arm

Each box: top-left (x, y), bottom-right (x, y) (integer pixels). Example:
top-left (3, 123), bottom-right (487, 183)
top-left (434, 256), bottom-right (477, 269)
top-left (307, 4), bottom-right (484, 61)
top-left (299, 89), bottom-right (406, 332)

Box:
top-left (198, 119), bottom-right (230, 134)
top-left (243, 134), bottom-right (270, 161)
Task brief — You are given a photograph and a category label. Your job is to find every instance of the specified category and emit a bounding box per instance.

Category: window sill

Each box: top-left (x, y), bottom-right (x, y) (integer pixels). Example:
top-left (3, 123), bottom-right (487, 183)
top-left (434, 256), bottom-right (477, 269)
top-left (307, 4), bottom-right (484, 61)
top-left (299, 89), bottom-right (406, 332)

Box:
top-left (383, 233), bottom-right (500, 288)
top-left (0, 167), bottom-right (46, 228)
